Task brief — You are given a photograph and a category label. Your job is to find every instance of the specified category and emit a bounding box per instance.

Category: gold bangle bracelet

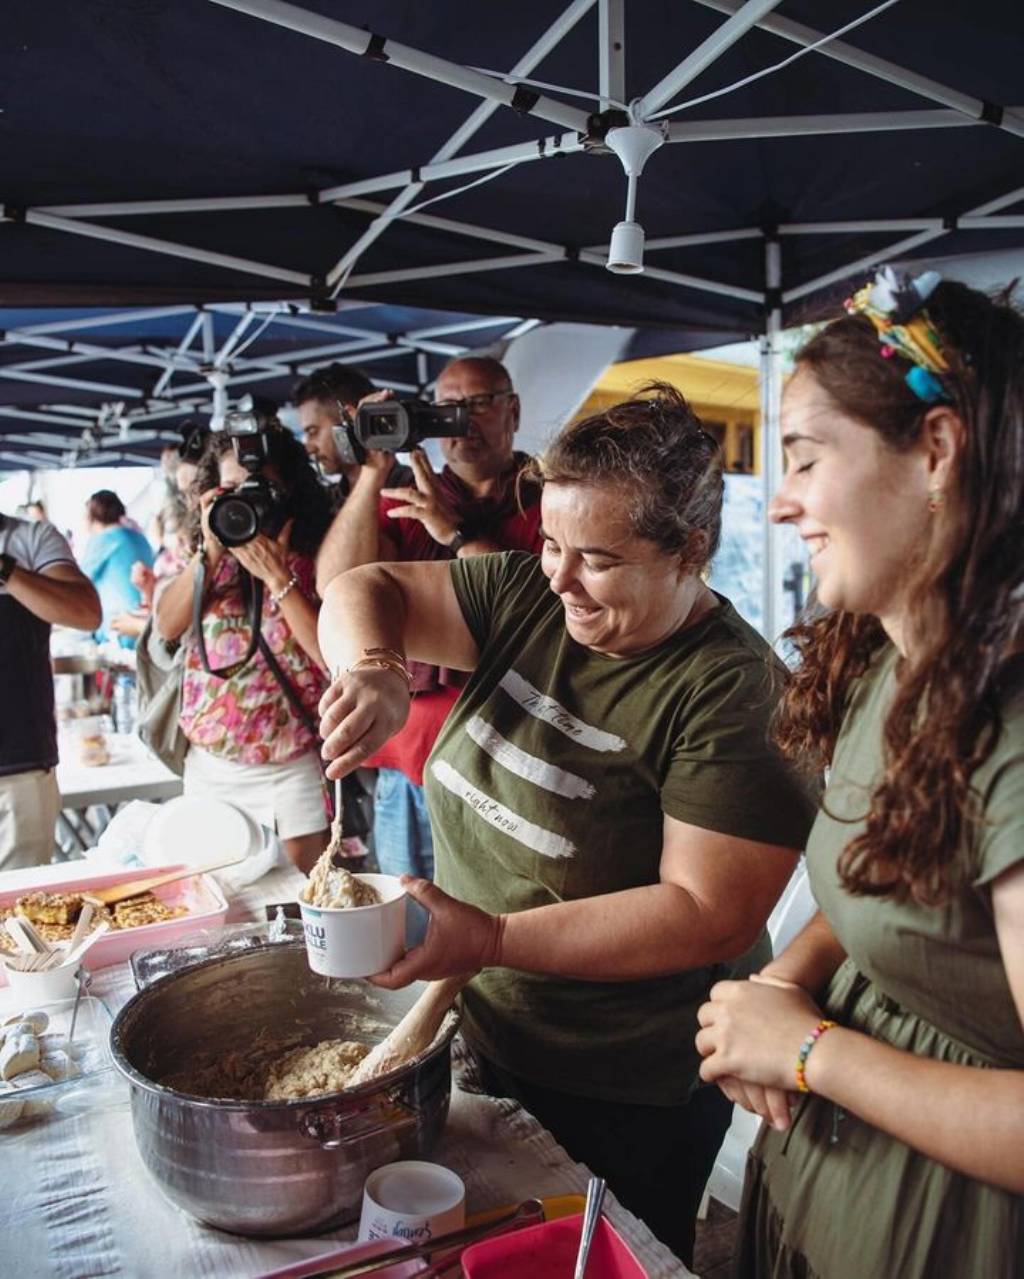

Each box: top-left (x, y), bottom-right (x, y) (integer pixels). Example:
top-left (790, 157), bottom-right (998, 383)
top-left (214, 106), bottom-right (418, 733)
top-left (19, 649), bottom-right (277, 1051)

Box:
top-left (347, 656), bottom-right (412, 685)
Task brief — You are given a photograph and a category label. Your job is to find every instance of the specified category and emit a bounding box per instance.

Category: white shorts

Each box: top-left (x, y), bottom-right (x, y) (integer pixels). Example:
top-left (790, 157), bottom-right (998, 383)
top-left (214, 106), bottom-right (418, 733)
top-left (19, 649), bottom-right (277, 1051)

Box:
top-left (183, 747), bottom-right (329, 841)
top-left (0, 767), bottom-right (61, 870)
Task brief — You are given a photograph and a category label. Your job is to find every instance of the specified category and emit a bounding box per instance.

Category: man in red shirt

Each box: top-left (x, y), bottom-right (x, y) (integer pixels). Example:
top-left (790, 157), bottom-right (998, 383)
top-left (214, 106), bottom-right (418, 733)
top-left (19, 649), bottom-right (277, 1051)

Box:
top-left (315, 356), bottom-right (543, 881)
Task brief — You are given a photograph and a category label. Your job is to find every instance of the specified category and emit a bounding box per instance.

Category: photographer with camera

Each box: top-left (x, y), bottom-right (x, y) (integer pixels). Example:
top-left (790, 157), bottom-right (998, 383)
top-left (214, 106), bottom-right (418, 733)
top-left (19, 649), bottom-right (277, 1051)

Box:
top-left (154, 403), bottom-right (334, 873)
top-left (315, 356), bottom-right (543, 883)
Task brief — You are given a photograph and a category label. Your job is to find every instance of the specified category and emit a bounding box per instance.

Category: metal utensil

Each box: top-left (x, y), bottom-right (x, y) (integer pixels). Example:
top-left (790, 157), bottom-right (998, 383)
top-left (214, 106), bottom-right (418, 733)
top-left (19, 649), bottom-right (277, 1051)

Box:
top-left (573, 1176), bottom-right (607, 1279)
top-left (67, 966), bottom-right (91, 1045)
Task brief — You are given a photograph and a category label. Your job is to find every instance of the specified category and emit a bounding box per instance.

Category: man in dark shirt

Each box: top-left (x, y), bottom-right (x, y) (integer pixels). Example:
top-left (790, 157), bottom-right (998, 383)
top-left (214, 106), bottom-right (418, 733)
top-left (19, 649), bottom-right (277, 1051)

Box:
top-left (315, 356), bottom-right (543, 883)
top-left (0, 513), bottom-right (101, 868)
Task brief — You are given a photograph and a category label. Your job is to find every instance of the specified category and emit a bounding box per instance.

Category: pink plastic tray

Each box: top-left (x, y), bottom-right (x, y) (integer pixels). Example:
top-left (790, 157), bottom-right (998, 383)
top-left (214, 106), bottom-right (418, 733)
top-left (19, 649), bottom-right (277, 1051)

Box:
top-left (0, 865), bottom-right (229, 986)
top-left (461, 1213), bottom-right (649, 1278)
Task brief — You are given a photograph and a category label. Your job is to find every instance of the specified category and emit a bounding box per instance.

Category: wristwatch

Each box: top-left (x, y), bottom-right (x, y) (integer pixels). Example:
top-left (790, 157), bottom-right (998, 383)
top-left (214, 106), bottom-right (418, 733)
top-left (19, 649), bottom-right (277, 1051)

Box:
top-left (447, 525), bottom-right (474, 555)
top-left (0, 552), bottom-right (16, 587)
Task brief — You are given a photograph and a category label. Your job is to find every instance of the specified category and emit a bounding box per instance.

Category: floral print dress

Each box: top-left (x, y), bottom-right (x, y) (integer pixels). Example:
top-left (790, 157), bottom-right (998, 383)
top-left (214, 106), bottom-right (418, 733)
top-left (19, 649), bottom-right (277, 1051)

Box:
top-left (179, 553), bottom-right (327, 765)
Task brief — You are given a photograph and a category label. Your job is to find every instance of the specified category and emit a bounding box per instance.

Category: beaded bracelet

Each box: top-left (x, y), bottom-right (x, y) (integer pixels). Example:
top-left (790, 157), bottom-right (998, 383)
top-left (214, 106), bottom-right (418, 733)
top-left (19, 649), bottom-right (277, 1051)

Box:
top-left (795, 1019), bottom-right (837, 1094)
top-left (270, 574), bottom-right (300, 605)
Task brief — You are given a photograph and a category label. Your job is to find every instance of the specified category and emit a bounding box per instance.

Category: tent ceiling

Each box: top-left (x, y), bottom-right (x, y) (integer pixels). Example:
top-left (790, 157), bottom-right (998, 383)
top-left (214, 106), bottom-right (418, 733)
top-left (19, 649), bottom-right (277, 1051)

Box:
top-left (2, 0), bottom-right (1023, 466)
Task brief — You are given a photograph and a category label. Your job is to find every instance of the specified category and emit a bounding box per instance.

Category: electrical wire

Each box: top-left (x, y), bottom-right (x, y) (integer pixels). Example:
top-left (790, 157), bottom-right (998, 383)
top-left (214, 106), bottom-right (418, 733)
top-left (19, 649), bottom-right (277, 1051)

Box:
top-left (648, 0), bottom-right (903, 121)
top-left (400, 162), bottom-right (524, 219)
top-left (331, 162), bottom-right (527, 299)
top-left (470, 66), bottom-right (627, 111)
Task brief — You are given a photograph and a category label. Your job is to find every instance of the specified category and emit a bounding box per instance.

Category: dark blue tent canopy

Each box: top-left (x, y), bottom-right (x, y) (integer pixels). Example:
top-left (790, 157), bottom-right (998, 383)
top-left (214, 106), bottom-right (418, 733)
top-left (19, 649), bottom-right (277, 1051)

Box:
top-left (2, 0), bottom-right (1022, 466)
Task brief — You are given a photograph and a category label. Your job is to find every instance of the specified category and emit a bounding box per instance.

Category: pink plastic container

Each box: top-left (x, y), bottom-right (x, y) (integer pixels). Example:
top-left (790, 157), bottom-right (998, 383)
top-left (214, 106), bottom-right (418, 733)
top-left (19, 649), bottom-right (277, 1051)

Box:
top-left (461, 1212), bottom-right (650, 1278)
top-left (0, 865), bottom-right (229, 986)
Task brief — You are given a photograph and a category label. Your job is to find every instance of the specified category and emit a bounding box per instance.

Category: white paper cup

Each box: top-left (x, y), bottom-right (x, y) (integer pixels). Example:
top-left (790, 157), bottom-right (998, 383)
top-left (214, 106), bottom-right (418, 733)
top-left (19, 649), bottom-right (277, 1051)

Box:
top-left (298, 873), bottom-right (407, 979)
top-left (358, 1160), bottom-right (466, 1245)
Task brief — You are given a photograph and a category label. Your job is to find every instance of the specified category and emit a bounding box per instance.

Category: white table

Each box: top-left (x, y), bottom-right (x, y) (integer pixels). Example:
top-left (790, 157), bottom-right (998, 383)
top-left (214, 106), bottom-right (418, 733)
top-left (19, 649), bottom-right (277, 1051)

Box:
top-left (0, 864), bottom-right (693, 1278)
top-left (57, 732), bottom-right (183, 810)
top-left (56, 732), bottom-right (183, 851)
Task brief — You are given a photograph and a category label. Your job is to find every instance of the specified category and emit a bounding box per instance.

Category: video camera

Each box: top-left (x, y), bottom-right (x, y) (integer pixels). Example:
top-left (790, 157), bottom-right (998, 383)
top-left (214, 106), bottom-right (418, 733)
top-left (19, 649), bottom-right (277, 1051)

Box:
top-left (332, 398), bottom-right (470, 467)
top-left (208, 397), bottom-right (286, 548)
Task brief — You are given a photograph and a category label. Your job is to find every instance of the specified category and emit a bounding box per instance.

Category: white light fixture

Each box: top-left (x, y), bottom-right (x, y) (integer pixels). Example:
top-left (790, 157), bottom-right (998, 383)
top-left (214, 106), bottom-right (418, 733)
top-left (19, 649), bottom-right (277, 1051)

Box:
top-left (604, 121), bottom-right (667, 274)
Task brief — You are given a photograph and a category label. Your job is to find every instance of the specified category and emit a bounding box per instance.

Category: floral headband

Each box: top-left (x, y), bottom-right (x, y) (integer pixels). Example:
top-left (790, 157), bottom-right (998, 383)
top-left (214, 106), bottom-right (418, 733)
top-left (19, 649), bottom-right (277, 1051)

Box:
top-left (846, 266), bottom-right (952, 404)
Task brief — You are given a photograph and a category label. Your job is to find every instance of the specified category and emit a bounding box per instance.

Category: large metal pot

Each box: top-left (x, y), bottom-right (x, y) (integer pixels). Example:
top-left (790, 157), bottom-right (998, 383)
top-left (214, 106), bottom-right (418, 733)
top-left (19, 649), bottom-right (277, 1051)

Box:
top-left (110, 940), bottom-right (459, 1237)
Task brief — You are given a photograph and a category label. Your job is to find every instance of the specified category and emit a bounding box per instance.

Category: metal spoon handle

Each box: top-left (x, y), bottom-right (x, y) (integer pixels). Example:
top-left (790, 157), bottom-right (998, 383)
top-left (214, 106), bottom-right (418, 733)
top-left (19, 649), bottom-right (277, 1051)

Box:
top-left (573, 1175), bottom-right (607, 1279)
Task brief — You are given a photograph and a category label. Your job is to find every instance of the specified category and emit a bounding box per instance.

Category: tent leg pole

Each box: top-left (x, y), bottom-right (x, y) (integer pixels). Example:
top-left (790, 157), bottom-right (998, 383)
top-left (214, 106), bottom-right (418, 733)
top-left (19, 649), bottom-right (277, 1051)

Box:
top-left (760, 237), bottom-right (785, 645)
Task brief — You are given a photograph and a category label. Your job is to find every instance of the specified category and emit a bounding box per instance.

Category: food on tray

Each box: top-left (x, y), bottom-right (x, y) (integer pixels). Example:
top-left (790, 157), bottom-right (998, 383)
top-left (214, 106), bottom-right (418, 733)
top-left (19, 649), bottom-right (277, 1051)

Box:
top-left (0, 1007), bottom-right (86, 1128)
top-left (15, 892), bottom-right (81, 926)
top-left (301, 847), bottom-right (381, 909)
top-left (0, 1031), bottom-right (40, 1080)
top-left (2, 1009), bottom-right (49, 1035)
top-left (166, 1035), bottom-right (373, 1102)
top-left (0, 889), bottom-right (187, 956)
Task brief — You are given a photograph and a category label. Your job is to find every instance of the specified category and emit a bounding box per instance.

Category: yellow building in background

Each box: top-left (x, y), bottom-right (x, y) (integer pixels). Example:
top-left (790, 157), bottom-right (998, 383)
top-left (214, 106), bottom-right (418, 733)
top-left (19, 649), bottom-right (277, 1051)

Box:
top-left (573, 352), bottom-right (760, 474)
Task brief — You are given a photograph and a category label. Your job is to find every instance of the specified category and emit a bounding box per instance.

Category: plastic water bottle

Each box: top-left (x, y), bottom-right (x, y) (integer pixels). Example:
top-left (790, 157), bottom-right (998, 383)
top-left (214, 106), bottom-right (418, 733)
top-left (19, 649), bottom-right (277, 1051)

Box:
top-left (113, 674), bottom-right (136, 735)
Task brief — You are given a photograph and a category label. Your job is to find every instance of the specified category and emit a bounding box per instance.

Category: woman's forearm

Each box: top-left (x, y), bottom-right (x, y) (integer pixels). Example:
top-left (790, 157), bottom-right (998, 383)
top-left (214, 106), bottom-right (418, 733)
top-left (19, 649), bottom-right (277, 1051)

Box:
top-left (277, 589), bottom-right (325, 671)
top-left (496, 882), bottom-right (764, 982)
top-left (153, 558), bottom-right (199, 640)
top-left (806, 1028), bottom-right (1024, 1193)
top-left (319, 565), bottom-right (409, 676)
top-left (760, 910), bottom-right (847, 997)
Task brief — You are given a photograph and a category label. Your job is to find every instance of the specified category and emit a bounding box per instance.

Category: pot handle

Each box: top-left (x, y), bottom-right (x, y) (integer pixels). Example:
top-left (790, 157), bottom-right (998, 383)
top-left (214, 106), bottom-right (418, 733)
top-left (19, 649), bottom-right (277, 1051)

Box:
top-left (300, 1096), bottom-right (419, 1150)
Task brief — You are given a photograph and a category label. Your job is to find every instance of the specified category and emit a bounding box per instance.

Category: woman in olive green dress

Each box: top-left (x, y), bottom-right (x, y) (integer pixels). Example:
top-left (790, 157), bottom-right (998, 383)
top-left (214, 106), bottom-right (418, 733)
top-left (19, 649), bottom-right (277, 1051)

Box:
top-left (696, 271), bottom-right (1024, 1278)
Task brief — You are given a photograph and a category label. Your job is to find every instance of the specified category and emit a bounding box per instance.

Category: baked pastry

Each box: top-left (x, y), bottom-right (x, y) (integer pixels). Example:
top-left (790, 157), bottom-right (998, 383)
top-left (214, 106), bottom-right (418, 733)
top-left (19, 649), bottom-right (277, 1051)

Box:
top-left (14, 892), bottom-right (82, 926)
top-left (0, 1032), bottom-right (40, 1081)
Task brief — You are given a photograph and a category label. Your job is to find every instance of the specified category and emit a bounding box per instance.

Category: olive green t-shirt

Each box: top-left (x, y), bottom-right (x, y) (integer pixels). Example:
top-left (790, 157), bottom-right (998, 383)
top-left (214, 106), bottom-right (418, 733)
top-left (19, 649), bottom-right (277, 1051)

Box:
top-left (810, 644), bottom-right (1024, 1068)
top-left (426, 552), bottom-right (816, 1105)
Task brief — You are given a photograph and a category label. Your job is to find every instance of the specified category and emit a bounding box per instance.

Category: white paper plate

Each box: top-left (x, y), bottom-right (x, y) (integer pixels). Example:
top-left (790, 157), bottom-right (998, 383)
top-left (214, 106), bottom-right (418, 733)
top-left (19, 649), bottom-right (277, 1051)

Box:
top-left (142, 796), bottom-right (262, 869)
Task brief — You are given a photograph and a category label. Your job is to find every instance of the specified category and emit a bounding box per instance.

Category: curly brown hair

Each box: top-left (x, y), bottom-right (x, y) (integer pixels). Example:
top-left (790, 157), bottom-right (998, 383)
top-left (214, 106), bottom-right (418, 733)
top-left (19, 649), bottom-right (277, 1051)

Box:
top-left (530, 381), bottom-right (724, 574)
top-left (776, 280), bottom-right (1024, 904)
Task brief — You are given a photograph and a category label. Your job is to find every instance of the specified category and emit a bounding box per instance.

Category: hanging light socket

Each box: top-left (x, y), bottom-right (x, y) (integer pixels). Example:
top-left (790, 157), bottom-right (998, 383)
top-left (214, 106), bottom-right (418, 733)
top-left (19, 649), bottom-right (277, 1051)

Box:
top-left (607, 221), bottom-right (645, 274)
top-left (603, 122), bottom-right (667, 275)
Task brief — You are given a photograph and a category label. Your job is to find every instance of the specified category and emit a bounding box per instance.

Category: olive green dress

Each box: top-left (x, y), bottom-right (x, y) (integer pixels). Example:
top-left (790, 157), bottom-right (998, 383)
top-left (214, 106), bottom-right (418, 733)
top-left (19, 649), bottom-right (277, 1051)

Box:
top-left (735, 646), bottom-right (1024, 1278)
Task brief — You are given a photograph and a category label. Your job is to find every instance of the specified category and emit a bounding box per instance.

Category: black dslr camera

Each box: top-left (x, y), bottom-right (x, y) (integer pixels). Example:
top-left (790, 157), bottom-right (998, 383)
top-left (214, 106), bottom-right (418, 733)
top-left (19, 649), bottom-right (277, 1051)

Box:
top-left (332, 398), bottom-right (469, 467)
top-left (208, 399), bottom-right (285, 548)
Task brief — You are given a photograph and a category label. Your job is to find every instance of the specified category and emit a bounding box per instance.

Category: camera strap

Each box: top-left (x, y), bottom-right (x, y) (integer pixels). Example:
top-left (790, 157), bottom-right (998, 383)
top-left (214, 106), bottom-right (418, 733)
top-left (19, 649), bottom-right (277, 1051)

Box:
top-left (257, 632), bottom-right (371, 839)
top-left (192, 550), bottom-right (263, 678)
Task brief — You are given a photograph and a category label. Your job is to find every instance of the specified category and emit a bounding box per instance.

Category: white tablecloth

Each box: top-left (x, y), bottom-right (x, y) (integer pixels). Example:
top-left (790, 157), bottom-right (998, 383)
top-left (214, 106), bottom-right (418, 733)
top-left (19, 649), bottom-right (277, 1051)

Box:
top-left (0, 864), bottom-right (693, 1278)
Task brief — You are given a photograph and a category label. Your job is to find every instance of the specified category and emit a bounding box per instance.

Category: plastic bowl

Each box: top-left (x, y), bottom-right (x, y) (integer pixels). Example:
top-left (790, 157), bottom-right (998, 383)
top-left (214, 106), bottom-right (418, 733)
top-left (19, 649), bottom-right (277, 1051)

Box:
top-left (461, 1212), bottom-right (649, 1278)
top-left (298, 873), bottom-right (407, 978)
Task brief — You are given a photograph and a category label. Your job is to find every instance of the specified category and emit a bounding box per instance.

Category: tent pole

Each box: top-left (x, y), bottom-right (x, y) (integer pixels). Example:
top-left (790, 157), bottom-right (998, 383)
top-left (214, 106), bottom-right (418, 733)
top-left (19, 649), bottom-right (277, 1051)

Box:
top-left (760, 237), bottom-right (785, 645)
top-left (784, 182), bottom-right (1024, 304)
top-left (639, 0), bottom-right (783, 117)
top-left (321, 0), bottom-right (594, 291)
top-left (599, 0), bottom-right (625, 109)
top-left (665, 107), bottom-right (993, 142)
top-left (691, 0), bottom-right (1024, 142)
top-left (209, 0), bottom-right (590, 133)
top-left (24, 211), bottom-right (311, 287)
top-left (12, 306), bottom-right (196, 336)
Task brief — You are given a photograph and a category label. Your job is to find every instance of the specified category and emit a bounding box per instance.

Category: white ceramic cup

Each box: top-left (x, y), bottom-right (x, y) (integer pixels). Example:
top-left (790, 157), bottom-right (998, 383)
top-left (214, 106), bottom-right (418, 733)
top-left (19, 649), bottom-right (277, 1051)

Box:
top-left (2, 961), bottom-right (80, 1002)
top-left (358, 1160), bottom-right (466, 1245)
top-left (298, 873), bottom-right (407, 979)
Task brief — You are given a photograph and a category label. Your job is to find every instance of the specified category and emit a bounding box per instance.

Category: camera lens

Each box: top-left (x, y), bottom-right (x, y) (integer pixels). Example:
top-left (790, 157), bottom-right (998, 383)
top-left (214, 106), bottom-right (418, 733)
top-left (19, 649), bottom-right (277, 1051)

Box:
top-left (210, 493), bottom-right (259, 547)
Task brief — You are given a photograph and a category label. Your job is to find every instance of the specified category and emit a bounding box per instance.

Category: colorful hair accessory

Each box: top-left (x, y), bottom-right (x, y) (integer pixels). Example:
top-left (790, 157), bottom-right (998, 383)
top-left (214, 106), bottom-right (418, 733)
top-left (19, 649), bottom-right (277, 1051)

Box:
top-left (846, 266), bottom-right (952, 404)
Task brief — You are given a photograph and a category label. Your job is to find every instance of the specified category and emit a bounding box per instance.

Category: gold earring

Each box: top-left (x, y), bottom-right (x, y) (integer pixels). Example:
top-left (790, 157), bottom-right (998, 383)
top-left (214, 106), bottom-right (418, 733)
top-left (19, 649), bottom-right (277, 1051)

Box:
top-left (927, 486), bottom-right (944, 513)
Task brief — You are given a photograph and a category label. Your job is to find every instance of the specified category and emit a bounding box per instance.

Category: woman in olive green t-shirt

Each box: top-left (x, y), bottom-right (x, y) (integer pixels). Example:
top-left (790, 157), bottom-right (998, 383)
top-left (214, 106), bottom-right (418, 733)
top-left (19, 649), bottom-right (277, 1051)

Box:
top-left (697, 274), bottom-right (1024, 1278)
top-left (317, 384), bottom-right (814, 1265)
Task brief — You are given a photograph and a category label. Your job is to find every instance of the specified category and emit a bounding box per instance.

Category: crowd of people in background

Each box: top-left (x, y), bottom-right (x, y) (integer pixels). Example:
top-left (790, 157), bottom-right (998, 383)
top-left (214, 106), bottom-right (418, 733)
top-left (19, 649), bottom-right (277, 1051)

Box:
top-left (1, 271), bottom-right (1022, 1273)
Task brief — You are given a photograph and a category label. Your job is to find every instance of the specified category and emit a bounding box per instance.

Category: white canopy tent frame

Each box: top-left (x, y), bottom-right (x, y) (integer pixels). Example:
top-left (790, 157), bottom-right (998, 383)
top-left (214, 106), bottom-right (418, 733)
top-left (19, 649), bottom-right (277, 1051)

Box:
top-left (3, 0), bottom-right (1023, 638)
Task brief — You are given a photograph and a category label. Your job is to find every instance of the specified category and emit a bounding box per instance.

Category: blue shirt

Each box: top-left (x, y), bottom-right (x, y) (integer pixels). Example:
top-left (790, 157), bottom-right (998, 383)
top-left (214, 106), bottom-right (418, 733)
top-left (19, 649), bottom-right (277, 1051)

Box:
top-left (80, 524), bottom-right (154, 646)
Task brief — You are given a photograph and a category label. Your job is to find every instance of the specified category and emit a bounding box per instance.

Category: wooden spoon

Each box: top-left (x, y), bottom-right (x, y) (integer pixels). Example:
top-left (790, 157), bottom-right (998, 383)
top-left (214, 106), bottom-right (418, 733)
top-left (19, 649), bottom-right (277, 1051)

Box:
top-left (347, 974), bottom-right (470, 1087)
top-left (84, 854), bottom-right (247, 905)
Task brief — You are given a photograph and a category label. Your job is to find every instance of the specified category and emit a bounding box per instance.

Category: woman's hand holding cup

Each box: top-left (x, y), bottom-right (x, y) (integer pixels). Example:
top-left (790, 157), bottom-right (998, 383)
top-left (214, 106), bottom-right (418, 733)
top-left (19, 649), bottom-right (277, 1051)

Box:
top-left (367, 878), bottom-right (504, 990)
